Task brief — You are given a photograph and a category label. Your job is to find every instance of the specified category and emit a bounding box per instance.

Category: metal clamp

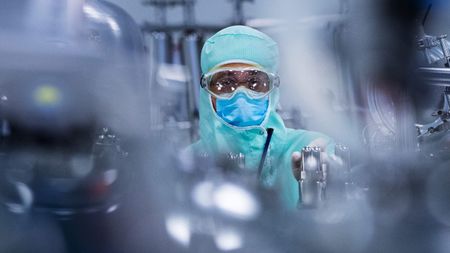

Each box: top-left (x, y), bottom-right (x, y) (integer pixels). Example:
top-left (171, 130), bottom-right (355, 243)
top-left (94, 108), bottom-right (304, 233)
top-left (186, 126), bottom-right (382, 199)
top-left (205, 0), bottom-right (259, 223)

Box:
top-left (299, 146), bottom-right (326, 208)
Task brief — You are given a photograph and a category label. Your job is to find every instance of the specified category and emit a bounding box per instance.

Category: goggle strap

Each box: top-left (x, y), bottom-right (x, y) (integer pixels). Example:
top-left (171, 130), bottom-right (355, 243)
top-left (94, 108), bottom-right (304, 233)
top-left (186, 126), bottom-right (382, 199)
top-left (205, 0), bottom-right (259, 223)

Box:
top-left (200, 74), bottom-right (207, 88)
top-left (273, 75), bottom-right (280, 87)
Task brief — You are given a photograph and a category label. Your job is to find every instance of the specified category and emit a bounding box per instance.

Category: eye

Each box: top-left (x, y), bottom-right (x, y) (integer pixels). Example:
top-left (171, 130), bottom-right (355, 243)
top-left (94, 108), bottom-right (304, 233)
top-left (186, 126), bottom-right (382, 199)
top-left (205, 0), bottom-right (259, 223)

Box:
top-left (217, 77), bottom-right (236, 86)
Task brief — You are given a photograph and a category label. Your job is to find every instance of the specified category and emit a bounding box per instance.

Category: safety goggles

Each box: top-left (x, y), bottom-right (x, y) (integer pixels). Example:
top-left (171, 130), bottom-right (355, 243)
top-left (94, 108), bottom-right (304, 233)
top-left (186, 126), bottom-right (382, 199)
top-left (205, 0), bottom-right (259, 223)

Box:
top-left (201, 67), bottom-right (280, 99)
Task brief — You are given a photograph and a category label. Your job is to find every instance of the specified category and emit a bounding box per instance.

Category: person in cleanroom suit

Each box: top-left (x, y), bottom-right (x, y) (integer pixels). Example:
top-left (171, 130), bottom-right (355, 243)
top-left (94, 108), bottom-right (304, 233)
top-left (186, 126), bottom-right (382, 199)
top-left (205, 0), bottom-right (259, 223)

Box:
top-left (188, 25), bottom-right (335, 209)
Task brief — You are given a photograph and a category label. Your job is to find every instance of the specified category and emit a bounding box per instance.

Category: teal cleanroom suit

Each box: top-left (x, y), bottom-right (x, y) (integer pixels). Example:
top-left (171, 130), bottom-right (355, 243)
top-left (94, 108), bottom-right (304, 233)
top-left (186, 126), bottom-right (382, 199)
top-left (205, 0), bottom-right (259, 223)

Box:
top-left (188, 25), bottom-right (334, 208)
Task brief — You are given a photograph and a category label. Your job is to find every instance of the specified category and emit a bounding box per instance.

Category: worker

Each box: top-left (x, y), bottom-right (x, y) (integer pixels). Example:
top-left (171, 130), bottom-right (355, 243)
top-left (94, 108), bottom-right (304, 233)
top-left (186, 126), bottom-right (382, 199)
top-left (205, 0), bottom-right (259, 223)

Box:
top-left (187, 25), bottom-right (335, 208)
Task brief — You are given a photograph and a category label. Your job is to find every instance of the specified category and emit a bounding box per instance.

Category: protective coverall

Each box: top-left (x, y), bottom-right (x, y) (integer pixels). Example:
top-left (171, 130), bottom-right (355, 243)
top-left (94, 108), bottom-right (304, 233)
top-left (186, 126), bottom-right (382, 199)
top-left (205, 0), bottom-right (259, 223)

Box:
top-left (188, 25), bottom-right (335, 209)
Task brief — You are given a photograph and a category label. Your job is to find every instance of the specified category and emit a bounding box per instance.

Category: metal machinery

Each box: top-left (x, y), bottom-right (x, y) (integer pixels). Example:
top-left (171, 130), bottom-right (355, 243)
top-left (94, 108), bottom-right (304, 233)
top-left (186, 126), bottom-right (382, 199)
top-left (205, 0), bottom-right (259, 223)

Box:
top-left (294, 144), bottom-right (352, 208)
top-left (0, 1), bottom-right (149, 251)
top-left (356, 4), bottom-right (450, 161)
top-left (143, 0), bottom-right (203, 144)
top-left (415, 9), bottom-right (450, 139)
top-left (141, 0), bottom-right (257, 145)
top-left (298, 147), bottom-right (327, 207)
top-left (0, 0), bottom-right (149, 215)
top-left (164, 151), bottom-right (271, 252)
top-left (413, 5), bottom-right (450, 160)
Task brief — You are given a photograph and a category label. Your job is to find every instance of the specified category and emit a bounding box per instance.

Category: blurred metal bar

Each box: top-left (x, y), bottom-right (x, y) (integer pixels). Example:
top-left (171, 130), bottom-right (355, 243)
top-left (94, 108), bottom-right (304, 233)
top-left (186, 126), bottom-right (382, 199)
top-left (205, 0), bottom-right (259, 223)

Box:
top-left (141, 22), bottom-right (223, 33)
top-left (151, 31), bottom-right (173, 64)
top-left (418, 67), bottom-right (450, 86)
top-left (229, 0), bottom-right (254, 25)
top-left (181, 32), bottom-right (202, 140)
top-left (183, 0), bottom-right (195, 26)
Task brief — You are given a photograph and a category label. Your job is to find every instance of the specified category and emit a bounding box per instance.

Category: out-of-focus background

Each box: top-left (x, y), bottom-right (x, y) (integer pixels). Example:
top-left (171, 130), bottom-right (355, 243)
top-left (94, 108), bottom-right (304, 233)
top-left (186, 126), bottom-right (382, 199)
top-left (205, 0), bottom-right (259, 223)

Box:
top-left (1, 0), bottom-right (450, 252)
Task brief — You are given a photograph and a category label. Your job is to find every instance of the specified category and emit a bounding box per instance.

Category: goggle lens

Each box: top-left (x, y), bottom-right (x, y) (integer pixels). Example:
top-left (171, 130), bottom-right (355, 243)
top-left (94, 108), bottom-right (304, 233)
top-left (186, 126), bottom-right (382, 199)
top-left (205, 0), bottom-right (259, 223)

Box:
top-left (202, 69), bottom-right (278, 98)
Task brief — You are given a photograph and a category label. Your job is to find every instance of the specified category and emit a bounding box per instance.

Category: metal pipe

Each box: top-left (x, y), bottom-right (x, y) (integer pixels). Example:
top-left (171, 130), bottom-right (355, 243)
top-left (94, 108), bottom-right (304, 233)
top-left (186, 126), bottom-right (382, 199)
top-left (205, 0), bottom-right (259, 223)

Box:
top-left (183, 0), bottom-right (196, 26)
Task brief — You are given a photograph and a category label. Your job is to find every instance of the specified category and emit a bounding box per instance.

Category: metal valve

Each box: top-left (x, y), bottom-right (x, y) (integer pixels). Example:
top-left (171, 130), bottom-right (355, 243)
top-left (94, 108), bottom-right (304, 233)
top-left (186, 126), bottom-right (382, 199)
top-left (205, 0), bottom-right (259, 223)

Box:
top-left (298, 146), bottom-right (326, 208)
top-left (332, 144), bottom-right (354, 200)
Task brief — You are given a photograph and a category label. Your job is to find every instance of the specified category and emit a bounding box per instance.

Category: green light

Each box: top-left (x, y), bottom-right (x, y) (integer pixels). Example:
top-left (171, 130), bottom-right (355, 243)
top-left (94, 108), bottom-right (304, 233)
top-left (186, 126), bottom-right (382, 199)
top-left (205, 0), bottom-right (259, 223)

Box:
top-left (34, 85), bottom-right (61, 105)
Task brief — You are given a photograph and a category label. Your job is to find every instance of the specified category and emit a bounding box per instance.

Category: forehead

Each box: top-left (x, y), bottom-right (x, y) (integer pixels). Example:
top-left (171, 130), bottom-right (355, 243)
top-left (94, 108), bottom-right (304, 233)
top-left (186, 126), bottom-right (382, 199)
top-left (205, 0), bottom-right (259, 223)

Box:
top-left (217, 62), bottom-right (258, 69)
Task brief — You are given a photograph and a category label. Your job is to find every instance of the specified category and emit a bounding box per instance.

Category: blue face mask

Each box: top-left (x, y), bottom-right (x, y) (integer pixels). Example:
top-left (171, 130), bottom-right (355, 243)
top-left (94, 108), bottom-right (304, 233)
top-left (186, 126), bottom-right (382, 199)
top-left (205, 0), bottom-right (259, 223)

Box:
top-left (215, 91), bottom-right (269, 127)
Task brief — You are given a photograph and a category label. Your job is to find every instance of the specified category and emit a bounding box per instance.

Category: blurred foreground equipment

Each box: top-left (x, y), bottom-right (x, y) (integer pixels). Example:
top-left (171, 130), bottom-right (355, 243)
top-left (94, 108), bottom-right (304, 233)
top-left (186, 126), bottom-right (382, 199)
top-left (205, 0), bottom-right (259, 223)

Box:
top-left (0, 1), bottom-right (151, 252)
top-left (0, 0), bottom-right (148, 217)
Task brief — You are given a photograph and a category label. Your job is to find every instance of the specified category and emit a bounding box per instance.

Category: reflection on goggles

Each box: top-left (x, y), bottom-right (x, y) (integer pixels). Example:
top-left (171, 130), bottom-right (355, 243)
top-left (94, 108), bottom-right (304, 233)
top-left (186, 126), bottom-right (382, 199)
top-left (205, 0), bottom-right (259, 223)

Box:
top-left (201, 68), bottom-right (280, 99)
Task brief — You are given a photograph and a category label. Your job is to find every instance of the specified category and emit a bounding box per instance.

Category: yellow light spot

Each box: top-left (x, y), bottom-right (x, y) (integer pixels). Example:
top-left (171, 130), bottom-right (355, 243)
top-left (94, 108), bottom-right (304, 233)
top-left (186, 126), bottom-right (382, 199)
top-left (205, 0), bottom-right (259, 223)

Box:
top-left (34, 85), bottom-right (61, 105)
